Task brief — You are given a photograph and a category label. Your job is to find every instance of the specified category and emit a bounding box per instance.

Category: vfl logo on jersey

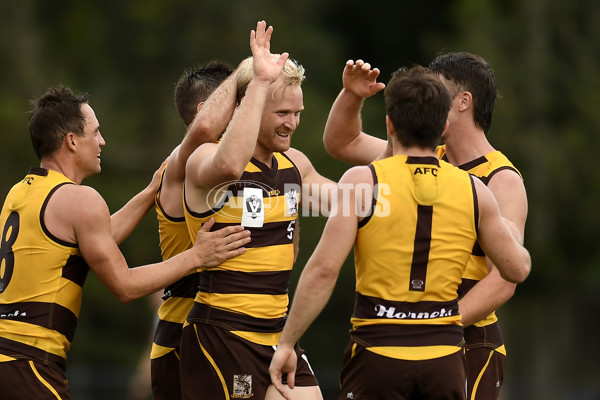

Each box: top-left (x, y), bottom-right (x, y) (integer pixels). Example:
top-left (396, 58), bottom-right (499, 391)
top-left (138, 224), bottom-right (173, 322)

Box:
top-left (231, 374), bottom-right (253, 399)
top-left (205, 180), bottom-right (279, 226)
top-left (242, 187), bottom-right (265, 227)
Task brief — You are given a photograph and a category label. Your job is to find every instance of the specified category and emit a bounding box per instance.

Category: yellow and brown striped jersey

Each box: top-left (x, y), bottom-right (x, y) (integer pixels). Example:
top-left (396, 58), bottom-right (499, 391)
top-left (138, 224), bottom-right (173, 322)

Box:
top-left (0, 167), bottom-right (89, 370)
top-left (352, 155), bottom-right (478, 360)
top-left (438, 146), bottom-right (522, 336)
top-left (184, 152), bottom-right (301, 346)
top-left (151, 165), bottom-right (197, 360)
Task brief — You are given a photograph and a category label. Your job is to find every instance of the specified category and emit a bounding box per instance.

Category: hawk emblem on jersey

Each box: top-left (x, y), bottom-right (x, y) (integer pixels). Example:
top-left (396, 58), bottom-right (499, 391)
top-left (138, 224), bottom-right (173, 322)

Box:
top-left (285, 187), bottom-right (299, 216)
top-left (231, 374), bottom-right (253, 398)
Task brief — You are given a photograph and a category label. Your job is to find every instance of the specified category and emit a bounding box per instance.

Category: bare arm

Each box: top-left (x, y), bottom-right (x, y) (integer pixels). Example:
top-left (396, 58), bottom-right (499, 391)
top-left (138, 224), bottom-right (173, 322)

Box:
top-left (269, 166), bottom-right (369, 400)
top-left (285, 147), bottom-right (335, 217)
top-left (474, 178), bottom-right (531, 284)
top-left (164, 70), bottom-right (239, 190)
top-left (323, 59), bottom-right (387, 165)
top-left (110, 161), bottom-right (165, 245)
top-left (458, 170), bottom-right (528, 326)
top-left (55, 185), bottom-right (250, 303)
top-left (186, 21), bottom-right (289, 192)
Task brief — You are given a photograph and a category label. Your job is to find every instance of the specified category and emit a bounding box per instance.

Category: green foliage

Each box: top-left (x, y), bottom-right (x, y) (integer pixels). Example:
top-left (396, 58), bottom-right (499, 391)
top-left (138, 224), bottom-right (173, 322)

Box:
top-left (1, 0), bottom-right (599, 398)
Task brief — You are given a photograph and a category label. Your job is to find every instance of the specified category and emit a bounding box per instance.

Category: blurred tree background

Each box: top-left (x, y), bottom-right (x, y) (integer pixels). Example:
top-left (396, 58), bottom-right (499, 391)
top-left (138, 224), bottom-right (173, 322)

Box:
top-left (1, 0), bottom-right (599, 399)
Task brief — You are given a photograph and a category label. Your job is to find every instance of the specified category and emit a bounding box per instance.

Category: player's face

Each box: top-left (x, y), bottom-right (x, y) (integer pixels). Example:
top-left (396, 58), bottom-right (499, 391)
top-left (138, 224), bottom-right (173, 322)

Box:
top-left (77, 103), bottom-right (106, 178)
top-left (256, 80), bottom-right (303, 158)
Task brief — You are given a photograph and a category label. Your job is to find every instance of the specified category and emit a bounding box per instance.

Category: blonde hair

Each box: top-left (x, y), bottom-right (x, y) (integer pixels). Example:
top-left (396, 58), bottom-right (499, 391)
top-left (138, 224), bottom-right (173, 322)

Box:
top-left (235, 55), bottom-right (305, 103)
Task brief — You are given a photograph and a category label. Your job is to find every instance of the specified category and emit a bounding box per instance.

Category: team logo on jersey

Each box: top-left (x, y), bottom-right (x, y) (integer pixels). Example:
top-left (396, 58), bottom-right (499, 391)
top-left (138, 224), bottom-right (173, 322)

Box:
top-left (231, 374), bottom-right (253, 398)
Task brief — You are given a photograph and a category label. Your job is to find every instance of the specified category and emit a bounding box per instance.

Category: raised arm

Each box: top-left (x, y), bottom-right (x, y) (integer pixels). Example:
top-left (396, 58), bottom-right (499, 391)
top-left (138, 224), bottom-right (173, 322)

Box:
top-left (186, 21), bottom-right (289, 191)
top-left (323, 59), bottom-right (387, 165)
top-left (165, 70), bottom-right (239, 189)
top-left (474, 177), bottom-right (531, 284)
top-left (458, 170), bottom-right (528, 325)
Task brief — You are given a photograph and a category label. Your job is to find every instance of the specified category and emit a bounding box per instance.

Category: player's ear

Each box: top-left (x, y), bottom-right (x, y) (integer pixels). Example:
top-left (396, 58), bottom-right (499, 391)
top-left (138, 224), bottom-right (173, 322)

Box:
top-left (65, 132), bottom-right (77, 151)
top-left (458, 91), bottom-right (472, 111)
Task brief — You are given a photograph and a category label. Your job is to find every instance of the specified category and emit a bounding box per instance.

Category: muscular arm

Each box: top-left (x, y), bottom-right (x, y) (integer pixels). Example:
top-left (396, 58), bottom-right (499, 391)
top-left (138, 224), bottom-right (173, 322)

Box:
top-left (163, 70), bottom-right (238, 203)
top-left (185, 22), bottom-right (289, 193)
top-left (51, 184), bottom-right (250, 303)
top-left (459, 170), bottom-right (528, 326)
top-left (473, 178), bottom-right (530, 285)
top-left (285, 147), bottom-right (335, 217)
top-left (323, 60), bottom-right (387, 165)
top-left (269, 167), bottom-right (368, 399)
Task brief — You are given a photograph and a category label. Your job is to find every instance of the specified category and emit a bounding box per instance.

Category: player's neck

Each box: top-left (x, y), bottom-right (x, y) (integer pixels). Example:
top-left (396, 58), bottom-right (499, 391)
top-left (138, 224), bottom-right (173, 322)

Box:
top-left (40, 157), bottom-right (81, 184)
top-left (392, 143), bottom-right (436, 158)
top-left (252, 147), bottom-right (275, 169)
top-left (442, 126), bottom-right (494, 167)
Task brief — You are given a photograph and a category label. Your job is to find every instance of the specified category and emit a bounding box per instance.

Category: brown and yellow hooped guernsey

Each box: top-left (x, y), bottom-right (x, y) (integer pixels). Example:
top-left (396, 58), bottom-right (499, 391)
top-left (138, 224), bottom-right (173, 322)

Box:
top-left (0, 167), bottom-right (89, 371)
top-left (184, 152), bottom-right (301, 346)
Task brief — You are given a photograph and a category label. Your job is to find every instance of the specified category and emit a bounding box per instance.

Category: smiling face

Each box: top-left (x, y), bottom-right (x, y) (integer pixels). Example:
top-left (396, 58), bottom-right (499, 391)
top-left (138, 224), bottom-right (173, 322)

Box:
top-left (254, 79), bottom-right (304, 163)
top-left (75, 103), bottom-right (105, 179)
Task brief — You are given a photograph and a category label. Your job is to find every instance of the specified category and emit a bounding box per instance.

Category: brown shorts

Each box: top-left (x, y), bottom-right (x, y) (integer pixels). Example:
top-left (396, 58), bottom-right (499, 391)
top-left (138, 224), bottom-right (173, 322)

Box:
top-left (179, 323), bottom-right (318, 400)
top-left (339, 340), bottom-right (466, 400)
top-left (0, 358), bottom-right (70, 399)
top-left (465, 347), bottom-right (505, 400)
top-left (151, 350), bottom-right (182, 400)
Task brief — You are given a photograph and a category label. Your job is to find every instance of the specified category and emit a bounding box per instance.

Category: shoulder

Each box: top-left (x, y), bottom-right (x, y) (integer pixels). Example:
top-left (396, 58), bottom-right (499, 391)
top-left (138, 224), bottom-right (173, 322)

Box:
top-left (50, 184), bottom-right (109, 217)
top-left (339, 165), bottom-right (373, 185)
top-left (283, 147), bottom-right (313, 176)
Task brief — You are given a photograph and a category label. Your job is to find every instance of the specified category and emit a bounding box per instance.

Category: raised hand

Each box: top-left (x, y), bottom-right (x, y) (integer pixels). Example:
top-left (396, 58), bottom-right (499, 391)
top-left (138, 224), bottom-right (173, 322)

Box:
top-left (342, 59), bottom-right (386, 99)
top-left (249, 20), bottom-right (290, 85)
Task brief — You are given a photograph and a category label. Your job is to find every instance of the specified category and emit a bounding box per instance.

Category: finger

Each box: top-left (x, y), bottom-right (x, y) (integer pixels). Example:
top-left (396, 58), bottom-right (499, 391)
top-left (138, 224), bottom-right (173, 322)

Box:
top-left (225, 247), bottom-right (247, 258)
top-left (200, 217), bottom-right (215, 232)
top-left (362, 62), bottom-right (371, 71)
top-left (220, 224), bottom-right (246, 237)
top-left (228, 235), bottom-right (251, 250)
top-left (277, 52), bottom-right (289, 67)
top-left (287, 370), bottom-right (295, 390)
top-left (264, 24), bottom-right (274, 47)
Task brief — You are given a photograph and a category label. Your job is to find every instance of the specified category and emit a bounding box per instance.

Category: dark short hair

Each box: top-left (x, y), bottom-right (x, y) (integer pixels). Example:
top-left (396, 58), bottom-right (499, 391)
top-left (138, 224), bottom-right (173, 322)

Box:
top-left (173, 61), bottom-right (234, 127)
top-left (28, 86), bottom-right (89, 160)
top-left (384, 65), bottom-right (451, 150)
top-left (429, 52), bottom-right (497, 133)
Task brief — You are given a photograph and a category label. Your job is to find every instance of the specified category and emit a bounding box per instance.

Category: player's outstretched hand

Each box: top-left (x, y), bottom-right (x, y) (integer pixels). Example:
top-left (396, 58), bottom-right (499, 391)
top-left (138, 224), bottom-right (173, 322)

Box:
top-left (342, 59), bottom-right (386, 99)
top-left (250, 20), bottom-right (289, 85)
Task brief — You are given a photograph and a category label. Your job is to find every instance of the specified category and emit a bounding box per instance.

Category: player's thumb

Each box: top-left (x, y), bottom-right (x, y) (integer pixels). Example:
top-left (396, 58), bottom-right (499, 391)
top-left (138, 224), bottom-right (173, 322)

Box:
top-left (200, 217), bottom-right (215, 232)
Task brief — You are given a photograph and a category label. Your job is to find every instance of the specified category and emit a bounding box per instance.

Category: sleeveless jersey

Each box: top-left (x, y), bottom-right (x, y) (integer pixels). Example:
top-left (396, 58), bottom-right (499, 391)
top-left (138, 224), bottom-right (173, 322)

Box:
top-left (352, 155), bottom-right (478, 361)
top-left (437, 146), bottom-right (522, 332)
top-left (184, 152), bottom-right (301, 346)
top-left (151, 165), bottom-right (197, 359)
top-left (0, 167), bottom-right (89, 371)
